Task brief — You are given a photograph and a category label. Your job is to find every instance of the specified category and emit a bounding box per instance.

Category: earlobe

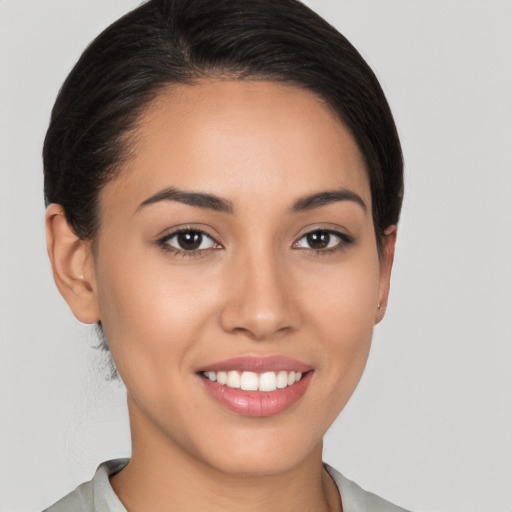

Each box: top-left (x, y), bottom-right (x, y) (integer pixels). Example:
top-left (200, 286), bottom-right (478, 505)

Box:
top-left (45, 204), bottom-right (100, 324)
top-left (375, 225), bottom-right (397, 324)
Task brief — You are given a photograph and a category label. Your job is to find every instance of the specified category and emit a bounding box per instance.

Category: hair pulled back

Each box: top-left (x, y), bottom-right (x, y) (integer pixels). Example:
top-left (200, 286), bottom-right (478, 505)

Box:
top-left (43, 0), bottom-right (403, 247)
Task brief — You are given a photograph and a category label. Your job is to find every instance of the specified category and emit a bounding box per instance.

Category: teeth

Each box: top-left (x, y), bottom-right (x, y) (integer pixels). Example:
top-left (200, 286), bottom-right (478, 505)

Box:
top-left (276, 371), bottom-right (288, 389)
top-left (227, 370), bottom-right (241, 389)
top-left (240, 371), bottom-right (259, 391)
top-left (259, 371), bottom-right (277, 392)
top-left (203, 370), bottom-right (304, 392)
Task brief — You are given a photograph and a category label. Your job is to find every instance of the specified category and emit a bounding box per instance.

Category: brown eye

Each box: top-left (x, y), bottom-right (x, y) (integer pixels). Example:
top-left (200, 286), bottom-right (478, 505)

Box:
top-left (294, 229), bottom-right (352, 252)
top-left (306, 231), bottom-right (331, 250)
top-left (177, 232), bottom-right (203, 250)
top-left (164, 230), bottom-right (217, 252)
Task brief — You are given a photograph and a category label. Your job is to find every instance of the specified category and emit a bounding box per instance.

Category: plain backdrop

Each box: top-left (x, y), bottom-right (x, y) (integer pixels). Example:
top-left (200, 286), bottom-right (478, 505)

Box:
top-left (1, 1), bottom-right (511, 511)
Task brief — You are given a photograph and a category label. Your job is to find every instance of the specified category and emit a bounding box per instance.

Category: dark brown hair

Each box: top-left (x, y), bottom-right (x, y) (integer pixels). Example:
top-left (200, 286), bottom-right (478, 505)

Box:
top-left (44, 0), bottom-right (403, 247)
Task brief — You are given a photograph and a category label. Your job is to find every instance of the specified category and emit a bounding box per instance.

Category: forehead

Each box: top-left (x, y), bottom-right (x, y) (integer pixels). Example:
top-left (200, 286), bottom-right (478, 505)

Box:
top-left (102, 79), bottom-right (370, 213)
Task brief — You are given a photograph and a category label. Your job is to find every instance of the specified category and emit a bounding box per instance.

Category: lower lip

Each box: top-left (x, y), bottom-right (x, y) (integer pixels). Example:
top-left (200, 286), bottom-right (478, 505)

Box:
top-left (199, 371), bottom-right (313, 417)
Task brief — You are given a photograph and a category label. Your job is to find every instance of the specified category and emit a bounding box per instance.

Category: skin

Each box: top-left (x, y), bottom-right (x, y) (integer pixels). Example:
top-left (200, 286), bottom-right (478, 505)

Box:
top-left (46, 79), bottom-right (396, 512)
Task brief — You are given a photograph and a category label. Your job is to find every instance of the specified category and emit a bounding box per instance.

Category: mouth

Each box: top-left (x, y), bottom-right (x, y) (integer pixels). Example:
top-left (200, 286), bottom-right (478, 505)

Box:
top-left (201, 369), bottom-right (306, 391)
top-left (197, 356), bottom-right (313, 417)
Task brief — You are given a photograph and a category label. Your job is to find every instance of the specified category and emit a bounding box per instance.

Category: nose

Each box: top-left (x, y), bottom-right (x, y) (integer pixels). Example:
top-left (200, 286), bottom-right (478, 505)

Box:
top-left (219, 248), bottom-right (301, 341)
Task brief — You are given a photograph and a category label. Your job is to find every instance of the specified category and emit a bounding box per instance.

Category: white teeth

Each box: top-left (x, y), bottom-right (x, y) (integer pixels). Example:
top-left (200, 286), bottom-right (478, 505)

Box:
top-left (204, 370), bottom-right (304, 392)
top-left (259, 371), bottom-right (277, 392)
top-left (240, 371), bottom-right (259, 391)
top-left (227, 370), bottom-right (241, 389)
top-left (276, 371), bottom-right (288, 389)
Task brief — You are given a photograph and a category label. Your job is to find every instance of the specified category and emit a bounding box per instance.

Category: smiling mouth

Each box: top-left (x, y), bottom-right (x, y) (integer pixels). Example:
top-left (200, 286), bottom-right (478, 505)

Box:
top-left (201, 370), bottom-right (305, 392)
top-left (198, 356), bottom-right (314, 417)
top-left (199, 371), bottom-right (313, 417)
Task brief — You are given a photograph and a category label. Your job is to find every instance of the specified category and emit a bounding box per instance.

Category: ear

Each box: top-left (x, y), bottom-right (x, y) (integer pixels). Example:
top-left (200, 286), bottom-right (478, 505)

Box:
top-left (45, 204), bottom-right (100, 324)
top-left (375, 225), bottom-right (397, 324)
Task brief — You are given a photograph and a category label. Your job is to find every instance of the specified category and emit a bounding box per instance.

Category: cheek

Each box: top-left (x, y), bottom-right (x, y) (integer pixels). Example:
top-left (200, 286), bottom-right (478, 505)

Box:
top-left (302, 248), bottom-right (380, 337)
top-left (93, 246), bottom-right (219, 382)
top-left (96, 241), bottom-right (232, 397)
top-left (299, 249), bottom-right (380, 406)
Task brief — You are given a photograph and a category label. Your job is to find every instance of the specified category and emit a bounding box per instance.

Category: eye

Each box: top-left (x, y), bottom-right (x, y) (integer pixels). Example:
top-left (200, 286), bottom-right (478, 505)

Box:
top-left (159, 229), bottom-right (219, 253)
top-left (293, 229), bottom-right (352, 252)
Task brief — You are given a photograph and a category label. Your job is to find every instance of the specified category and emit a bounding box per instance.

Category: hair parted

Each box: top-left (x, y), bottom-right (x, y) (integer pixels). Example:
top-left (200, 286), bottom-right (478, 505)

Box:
top-left (44, 0), bottom-right (403, 244)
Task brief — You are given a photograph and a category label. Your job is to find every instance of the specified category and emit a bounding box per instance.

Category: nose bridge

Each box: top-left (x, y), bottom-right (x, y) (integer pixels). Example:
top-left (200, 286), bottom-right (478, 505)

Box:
top-left (220, 241), bottom-right (298, 339)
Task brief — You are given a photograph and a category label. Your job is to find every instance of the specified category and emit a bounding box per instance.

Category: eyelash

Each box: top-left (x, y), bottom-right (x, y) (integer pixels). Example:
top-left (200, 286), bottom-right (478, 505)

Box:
top-left (156, 227), bottom-right (354, 258)
top-left (294, 230), bottom-right (354, 256)
top-left (157, 227), bottom-right (220, 258)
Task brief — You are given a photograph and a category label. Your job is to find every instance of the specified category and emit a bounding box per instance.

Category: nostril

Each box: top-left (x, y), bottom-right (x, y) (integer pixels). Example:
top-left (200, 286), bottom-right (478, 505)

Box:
top-left (230, 323), bottom-right (294, 341)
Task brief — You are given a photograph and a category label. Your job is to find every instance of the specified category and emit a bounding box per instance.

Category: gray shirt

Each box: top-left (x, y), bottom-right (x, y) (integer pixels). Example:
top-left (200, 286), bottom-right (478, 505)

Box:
top-left (43, 459), bottom-right (410, 512)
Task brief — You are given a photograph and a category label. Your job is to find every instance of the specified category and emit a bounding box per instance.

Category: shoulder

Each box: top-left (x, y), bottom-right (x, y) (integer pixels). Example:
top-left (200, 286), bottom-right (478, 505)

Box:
top-left (324, 464), bottom-right (412, 512)
top-left (42, 480), bottom-right (93, 512)
top-left (42, 459), bottom-right (129, 512)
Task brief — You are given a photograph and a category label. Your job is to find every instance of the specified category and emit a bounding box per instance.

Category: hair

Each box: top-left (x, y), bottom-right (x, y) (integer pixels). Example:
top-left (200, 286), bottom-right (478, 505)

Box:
top-left (43, 0), bottom-right (403, 374)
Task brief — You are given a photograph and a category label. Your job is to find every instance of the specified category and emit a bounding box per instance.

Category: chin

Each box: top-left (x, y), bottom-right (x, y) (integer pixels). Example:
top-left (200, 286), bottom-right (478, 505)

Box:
top-left (193, 422), bottom-right (323, 477)
top-left (205, 449), bottom-right (311, 477)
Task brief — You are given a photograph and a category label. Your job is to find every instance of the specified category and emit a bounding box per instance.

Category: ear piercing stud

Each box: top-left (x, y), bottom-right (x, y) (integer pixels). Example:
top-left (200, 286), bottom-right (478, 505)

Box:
top-left (377, 303), bottom-right (381, 310)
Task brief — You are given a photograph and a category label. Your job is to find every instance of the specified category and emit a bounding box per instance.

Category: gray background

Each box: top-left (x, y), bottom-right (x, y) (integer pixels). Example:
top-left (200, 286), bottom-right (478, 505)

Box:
top-left (1, 1), bottom-right (511, 511)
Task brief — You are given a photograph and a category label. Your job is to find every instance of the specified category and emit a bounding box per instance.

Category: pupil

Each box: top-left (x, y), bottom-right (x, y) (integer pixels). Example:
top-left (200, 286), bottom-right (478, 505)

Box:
top-left (177, 232), bottom-right (202, 250)
top-left (307, 231), bottom-right (330, 249)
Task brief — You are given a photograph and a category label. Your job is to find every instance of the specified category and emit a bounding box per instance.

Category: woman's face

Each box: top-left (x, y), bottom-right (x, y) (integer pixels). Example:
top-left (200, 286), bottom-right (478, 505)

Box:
top-left (85, 80), bottom-right (395, 474)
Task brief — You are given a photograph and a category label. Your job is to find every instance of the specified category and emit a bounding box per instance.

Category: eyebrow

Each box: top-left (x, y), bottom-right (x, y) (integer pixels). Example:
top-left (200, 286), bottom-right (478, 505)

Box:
top-left (137, 187), bottom-right (234, 214)
top-left (137, 186), bottom-right (366, 215)
top-left (291, 189), bottom-right (367, 213)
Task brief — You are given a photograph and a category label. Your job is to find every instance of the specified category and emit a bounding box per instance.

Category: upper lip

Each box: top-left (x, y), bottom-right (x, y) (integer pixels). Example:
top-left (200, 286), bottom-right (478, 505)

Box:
top-left (198, 355), bottom-right (313, 374)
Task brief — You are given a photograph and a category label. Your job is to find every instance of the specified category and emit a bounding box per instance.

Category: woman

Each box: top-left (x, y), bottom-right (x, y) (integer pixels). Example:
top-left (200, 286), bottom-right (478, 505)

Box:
top-left (42, 0), bottom-right (406, 510)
